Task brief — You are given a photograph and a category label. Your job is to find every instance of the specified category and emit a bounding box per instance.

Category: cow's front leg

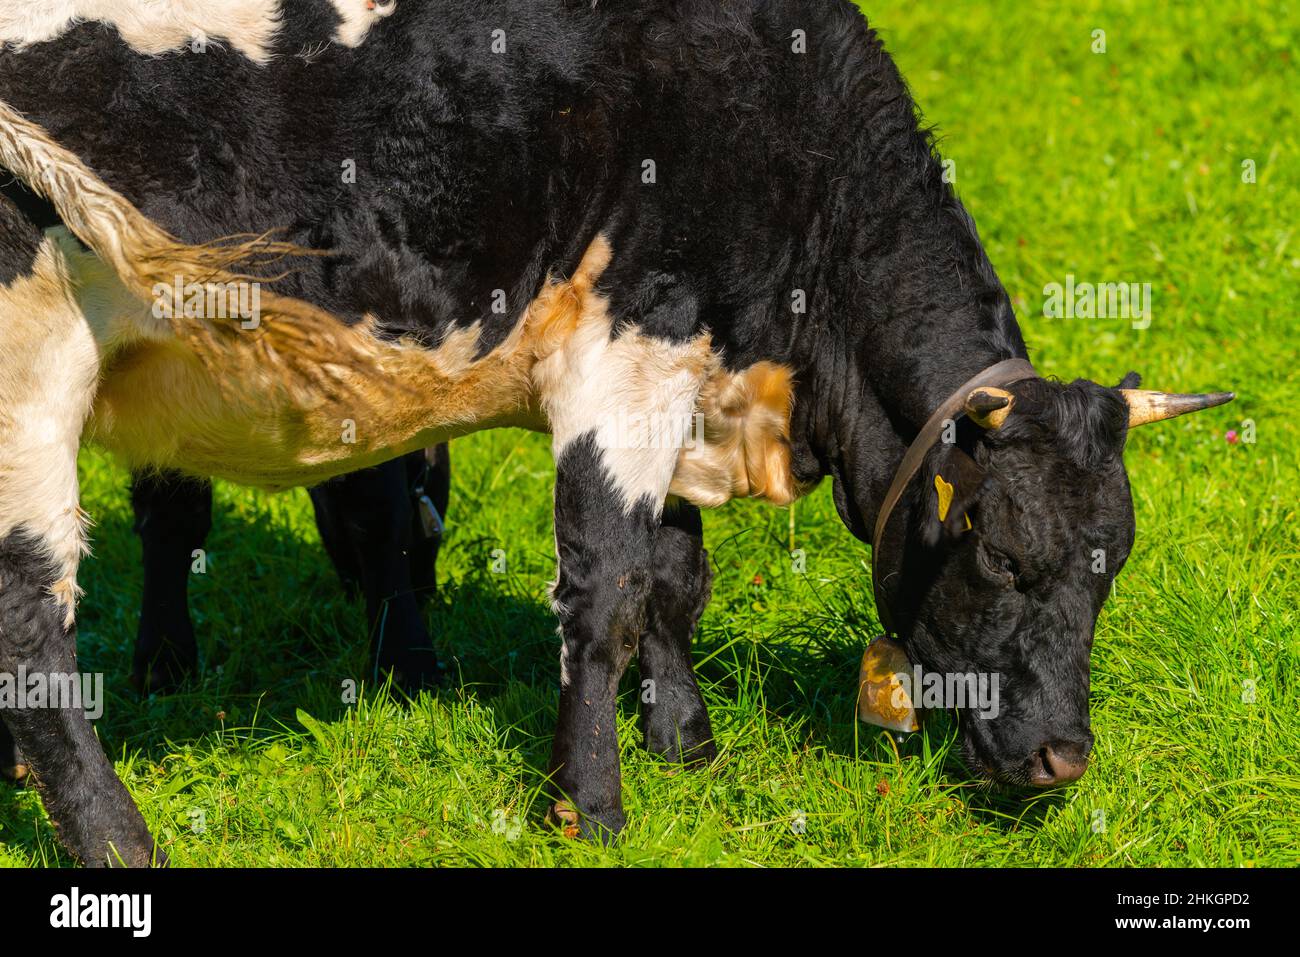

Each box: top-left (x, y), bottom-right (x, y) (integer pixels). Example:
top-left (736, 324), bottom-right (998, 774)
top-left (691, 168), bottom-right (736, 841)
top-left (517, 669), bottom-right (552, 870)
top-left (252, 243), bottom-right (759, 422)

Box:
top-left (638, 501), bottom-right (716, 764)
top-left (535, 299), bottom-right (712, 837)
top-left (533, 238), bottom-right (712, 838)
top-left (548, 434), bottom-right (663, 841)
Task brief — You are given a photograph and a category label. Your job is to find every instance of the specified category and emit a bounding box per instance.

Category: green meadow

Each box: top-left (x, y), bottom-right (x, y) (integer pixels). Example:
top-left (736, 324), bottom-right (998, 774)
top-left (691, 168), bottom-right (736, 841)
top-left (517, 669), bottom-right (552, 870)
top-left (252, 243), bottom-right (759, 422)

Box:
top-left (1, 0), bottom-right (1295, 866)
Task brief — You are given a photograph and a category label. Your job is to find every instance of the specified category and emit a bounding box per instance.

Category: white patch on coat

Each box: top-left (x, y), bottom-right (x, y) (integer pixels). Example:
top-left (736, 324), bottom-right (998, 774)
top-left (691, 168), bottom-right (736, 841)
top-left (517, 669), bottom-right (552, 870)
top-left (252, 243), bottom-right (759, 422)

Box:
top-left (0, 0), bottom-right (285, 62)
top-left (0, 232), bottom-right (141, 626)
top-left (548, 557), bottom-right (572, 687)
top-left (0, 1), bottom-right (395, 62)
top-left (329, 0), bottom-right (397, 48)
top-left (532, 295), bottom-right (713, 516)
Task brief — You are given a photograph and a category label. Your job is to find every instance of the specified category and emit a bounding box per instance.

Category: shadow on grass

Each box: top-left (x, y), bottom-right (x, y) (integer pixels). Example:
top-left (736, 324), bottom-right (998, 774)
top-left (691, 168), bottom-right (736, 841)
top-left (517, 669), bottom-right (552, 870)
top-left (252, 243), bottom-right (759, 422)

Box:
top-left (0, 502), bottom-right (1069, 861)
top-left (960, 784), bottom-right (1070, 831)
top-left (672, 621), bottom-right (1077, 830)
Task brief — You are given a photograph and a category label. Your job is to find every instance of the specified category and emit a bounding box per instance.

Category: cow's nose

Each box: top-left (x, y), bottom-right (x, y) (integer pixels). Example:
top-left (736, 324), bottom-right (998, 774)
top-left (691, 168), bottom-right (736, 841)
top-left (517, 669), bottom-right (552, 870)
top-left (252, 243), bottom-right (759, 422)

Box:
top-left (1028, 740), bottom-right (1090, 786)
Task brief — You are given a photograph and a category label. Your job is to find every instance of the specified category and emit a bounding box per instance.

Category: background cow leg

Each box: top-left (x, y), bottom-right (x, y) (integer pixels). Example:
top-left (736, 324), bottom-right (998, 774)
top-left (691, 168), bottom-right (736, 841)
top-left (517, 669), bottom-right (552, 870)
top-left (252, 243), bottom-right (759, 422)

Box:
top-left (405, 444), bottom-right (450, 605)
top-left (130, 470), bottom-right (211, 693)
top-left (638, 501), bottom-right (716, 764)
top-left (308, 457), bottom-right (442, 690)
top-left (310, 471), bottom-right (364, 599)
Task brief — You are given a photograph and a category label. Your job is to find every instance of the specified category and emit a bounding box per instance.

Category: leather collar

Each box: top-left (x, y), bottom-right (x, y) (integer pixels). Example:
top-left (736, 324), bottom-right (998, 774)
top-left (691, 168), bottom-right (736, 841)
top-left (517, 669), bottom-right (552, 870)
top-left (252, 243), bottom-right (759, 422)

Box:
top-left (870, 357), bottom-right (1038, 634)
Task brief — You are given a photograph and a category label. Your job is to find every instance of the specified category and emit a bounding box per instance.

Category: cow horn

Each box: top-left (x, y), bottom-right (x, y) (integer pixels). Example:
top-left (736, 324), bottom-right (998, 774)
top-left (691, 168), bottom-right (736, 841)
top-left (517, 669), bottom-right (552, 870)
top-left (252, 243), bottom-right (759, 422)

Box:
top-left (1120, 390), bottom-right (1236, 427)
top-left (964, 387), bottom-right (1015, 429)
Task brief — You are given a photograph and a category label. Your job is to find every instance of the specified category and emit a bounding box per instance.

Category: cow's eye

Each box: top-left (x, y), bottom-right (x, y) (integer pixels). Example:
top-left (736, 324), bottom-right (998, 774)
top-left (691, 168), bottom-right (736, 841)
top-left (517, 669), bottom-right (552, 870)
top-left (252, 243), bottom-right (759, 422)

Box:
top-left (977, 541), bottom-right (1019, 588)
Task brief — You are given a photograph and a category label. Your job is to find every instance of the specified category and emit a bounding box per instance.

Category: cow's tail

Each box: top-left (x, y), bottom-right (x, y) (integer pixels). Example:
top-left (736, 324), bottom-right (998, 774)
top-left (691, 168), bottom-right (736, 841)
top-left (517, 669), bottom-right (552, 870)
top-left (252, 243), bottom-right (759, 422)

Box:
top-left (0, 99), bottom-right (378, 403)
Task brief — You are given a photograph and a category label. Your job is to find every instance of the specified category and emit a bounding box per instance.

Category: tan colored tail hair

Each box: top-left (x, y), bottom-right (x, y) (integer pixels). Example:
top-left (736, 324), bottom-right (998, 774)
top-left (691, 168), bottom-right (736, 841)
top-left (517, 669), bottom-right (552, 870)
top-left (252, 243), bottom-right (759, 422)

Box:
top-left (0, 98), bottom-right (380, 404)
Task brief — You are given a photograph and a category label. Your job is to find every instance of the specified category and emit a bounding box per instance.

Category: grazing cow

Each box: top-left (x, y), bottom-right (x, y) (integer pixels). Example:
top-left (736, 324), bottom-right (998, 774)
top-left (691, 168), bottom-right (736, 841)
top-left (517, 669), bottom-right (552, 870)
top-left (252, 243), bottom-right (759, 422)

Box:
top-left (0, 0), bottom-right (1231, 866)
top-left (128, 447), bottom-right (450, 694)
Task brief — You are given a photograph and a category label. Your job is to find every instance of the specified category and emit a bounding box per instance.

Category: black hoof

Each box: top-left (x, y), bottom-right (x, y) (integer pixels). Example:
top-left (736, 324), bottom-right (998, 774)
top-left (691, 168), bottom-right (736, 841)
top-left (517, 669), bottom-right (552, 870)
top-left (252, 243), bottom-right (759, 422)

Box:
top-left (93, 838), bottom-right (168, 869)
top-left (0, 724), bottom-right (27, 785)
top-left (650, 735), bottom-right (718, 767)
top-left (71, 801), bottom-right (167, 868)
top-left (0, 757), bottom-right (28, 785)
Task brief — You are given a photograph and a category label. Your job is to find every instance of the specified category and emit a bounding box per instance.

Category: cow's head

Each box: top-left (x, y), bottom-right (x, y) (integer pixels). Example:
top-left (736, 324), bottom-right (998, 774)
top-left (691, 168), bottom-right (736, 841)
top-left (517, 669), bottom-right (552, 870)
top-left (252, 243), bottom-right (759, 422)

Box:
top-left (880, 373), bottom-right (1231, 787)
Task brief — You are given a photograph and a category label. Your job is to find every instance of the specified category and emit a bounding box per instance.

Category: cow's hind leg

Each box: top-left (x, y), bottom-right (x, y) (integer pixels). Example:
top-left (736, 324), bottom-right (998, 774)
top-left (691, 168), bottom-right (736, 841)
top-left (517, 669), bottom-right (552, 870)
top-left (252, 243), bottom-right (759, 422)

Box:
top-left (0, 532), bottom-right (158, 865)
top-left (309, 457), bottom-right (443, 690)
top-left (0, 213), bottom-right (158, 865)
top-left (638, 502), bottom-right (716, 765)
top-left (405, 444), bottom-right (450, 604)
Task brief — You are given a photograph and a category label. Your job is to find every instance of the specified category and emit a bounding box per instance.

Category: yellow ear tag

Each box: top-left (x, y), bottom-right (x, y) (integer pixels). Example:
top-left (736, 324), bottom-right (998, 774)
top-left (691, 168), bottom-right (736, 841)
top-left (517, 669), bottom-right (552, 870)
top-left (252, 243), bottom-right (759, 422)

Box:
top-left (935, 474), bottom-right (954, 522)
top-left (934, 474), bottom-right (973, 530)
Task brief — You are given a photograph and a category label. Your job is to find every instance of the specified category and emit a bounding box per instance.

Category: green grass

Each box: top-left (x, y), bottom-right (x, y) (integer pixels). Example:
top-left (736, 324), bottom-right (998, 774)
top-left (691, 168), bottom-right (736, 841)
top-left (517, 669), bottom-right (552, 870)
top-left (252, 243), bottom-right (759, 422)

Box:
top-left (2, 0), bottom-right (1297, 867)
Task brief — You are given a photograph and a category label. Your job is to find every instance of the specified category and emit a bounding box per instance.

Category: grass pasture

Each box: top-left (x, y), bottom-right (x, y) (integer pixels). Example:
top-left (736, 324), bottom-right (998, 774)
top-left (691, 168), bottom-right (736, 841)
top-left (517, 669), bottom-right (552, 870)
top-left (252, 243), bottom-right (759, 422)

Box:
top-left (1, 0), bottom-right (1296, 867)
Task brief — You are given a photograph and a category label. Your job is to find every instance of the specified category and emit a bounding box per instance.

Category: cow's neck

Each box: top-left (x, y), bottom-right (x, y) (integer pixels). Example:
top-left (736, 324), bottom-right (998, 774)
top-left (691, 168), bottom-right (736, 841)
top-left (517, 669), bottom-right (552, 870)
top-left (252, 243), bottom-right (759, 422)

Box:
top-left (858, 215), bottom-right (1028, 431)
top-left (804, 185), bottom-right (1030, 541)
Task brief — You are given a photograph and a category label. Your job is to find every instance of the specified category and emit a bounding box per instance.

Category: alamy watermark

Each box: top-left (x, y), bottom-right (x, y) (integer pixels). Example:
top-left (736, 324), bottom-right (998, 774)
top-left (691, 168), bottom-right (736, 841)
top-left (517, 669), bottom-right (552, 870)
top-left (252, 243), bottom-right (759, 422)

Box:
top-left (891, 666), bottom-right (1001, 719)
top-left (50, 887), bottom-right (151, 937)
top-left (595, 411), bottom-right (707, 456)
top-left (0, 667), bottom-right (104, 720)
top-left (151, 276), bottom-right (263, 330)
top-left (1043, 274), bottom-right (1152, 329)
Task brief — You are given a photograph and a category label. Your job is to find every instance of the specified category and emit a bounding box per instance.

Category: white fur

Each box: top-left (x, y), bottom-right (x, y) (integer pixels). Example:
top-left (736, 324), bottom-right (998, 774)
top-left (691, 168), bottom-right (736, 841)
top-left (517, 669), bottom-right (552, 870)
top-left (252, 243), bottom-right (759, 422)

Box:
top-left (330, 0), bottom-right (396, 48)
top-left (534, 305), bottom-right (710, 516)
top-left (0, 0), bottom-right (393, 62)
top-left (0, 0), bottom-right (284, 62)
top-left (0, 232), bottom-right (140, 625)
top-left (557, 632), bottom-right (571, 688)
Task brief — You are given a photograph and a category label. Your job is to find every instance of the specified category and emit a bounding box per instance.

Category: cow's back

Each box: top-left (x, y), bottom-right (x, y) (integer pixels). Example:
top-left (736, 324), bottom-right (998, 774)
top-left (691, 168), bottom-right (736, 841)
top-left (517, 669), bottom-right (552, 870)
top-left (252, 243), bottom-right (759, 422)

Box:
top-left (0, 0), bottom-right (888, 501)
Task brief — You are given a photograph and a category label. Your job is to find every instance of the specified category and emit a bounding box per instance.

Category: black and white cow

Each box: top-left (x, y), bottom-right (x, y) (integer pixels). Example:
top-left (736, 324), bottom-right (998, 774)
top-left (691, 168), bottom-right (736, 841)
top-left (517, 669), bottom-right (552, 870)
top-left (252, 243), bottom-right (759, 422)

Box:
top-left (0, 0), bottom-right (1231, 865)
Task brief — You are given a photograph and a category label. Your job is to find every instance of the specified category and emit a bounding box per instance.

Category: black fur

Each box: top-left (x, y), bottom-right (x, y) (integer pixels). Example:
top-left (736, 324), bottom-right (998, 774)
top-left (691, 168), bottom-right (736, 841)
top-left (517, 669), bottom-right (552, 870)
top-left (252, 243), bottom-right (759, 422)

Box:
top-left (638, 501), bottom-right (716, 765)
top-left (0, 185), bottom-right (43, 284)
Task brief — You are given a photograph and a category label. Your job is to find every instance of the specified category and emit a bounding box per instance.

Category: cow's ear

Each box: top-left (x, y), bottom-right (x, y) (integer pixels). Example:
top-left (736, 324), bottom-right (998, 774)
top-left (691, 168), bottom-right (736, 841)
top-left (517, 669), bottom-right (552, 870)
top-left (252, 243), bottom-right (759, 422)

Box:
top-left (1116, 371), bottom-right (1142, 390)
top-left (921, 443), bottom-right (986, 547)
